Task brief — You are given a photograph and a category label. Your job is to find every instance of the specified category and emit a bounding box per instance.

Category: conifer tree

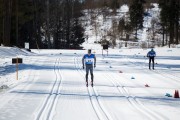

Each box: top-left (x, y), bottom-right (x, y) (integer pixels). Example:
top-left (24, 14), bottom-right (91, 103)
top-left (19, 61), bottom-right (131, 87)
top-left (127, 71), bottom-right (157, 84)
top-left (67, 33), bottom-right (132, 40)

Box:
top-left (129, 0), bottom-right (144, 40)
top-left (159, 0), bottom-right (180, 47)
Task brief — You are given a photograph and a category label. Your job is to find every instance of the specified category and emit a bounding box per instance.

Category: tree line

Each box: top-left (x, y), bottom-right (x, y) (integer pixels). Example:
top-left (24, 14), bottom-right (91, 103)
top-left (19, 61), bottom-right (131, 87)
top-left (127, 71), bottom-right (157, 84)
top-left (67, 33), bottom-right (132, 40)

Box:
top-left (118, 0), bottom-right (179, 47)
top-left (0, 0), bottom-right (179, 49)
top-left (0, 0), bottom-right (85, 49)
top-left (159, 0), bottom-right (180, 47)
top-left (84, 0), bottom-right (180, 47)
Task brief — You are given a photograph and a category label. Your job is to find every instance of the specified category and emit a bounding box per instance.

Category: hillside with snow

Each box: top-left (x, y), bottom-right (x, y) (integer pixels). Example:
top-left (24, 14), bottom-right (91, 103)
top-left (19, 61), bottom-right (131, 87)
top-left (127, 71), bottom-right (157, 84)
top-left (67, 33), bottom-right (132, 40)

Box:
top-left (81, 4), bottom-right (162, 50)
top-left (0, 3), bottom-right (180, 120)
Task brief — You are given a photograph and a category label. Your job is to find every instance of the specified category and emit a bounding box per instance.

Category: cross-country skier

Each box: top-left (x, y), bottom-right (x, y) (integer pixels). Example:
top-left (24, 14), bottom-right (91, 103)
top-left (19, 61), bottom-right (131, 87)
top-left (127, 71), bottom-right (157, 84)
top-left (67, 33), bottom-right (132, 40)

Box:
top-left (147, 48), bottom-right (156, 70)
top-left (82, 49), bottom-right (96, 87)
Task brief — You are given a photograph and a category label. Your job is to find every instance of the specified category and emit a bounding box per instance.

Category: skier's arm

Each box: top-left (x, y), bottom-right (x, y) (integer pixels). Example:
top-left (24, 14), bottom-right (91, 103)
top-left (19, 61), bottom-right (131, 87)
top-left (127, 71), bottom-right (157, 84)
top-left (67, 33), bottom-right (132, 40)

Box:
top-left (94, 55), bottom-right (96, 67)
top-left (147, 52), bottom-right (149, 57)
top-left (82, 55), bottom-right (85, 67)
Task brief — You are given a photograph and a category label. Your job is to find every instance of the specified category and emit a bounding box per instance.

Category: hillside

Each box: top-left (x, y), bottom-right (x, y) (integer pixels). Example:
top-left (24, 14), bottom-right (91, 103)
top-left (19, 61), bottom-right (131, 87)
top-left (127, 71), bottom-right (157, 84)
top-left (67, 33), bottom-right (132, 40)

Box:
top-left (81, 3), bottom-right (161, 50)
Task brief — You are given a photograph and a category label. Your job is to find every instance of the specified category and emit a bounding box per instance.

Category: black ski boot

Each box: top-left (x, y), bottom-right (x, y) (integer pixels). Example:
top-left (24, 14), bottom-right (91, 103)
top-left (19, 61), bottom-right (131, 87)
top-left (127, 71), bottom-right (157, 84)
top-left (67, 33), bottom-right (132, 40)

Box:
top-left (86, 80), bottom-right (88, 87)
top-left (91, 80), bottom-right (93, 87)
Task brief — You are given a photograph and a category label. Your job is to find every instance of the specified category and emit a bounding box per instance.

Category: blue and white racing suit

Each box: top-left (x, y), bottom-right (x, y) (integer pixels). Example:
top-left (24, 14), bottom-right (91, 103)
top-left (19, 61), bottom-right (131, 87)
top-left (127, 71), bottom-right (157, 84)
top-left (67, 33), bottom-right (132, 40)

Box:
top-left (147, 50), bottom-right (156, 69)
top-left (82, 54), bottom-right (96, 81)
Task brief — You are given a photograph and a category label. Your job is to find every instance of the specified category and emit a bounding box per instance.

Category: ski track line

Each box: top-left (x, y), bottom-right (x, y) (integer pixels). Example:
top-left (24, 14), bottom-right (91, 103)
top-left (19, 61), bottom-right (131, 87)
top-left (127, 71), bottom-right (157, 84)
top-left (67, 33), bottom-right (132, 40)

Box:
top-left (110, 67), bottom-right (169, 120)
top-left (130, 56), bottom-right (180, 83)
top-left (151, 69), bottom-right (180, 83)
top-left (141, 57), bottom-right (180, 83)
top-left (73, 55), bottom-right (102, 120)
top-left (35, 57), bottom-right (62, 120)
top-left (113, 67), bottom-right (173, 120)
top-left (104, 73), bottom-right (154, 120)
top-left (47, 57), bottom-right (63, 120)
top-left (74, 54), bottom-right (111, 120)
top-left (105, 73), bottom-right (167, 120)
top-left (103, 55), bottom-right (167, 120)
top-left (141, 56), bottom-right (180, 79)
top-left (128, 59), bottom-right (180, 87)
top-left (0, 48), bottom-right (16, 56)
top-left (125, 56), bottom-right (180, 87)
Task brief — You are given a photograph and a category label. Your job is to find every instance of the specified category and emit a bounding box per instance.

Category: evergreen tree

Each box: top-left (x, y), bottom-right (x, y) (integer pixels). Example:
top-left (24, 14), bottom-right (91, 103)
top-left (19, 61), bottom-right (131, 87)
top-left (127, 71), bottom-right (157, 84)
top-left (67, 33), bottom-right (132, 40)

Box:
top-left (159, 0), bottom-right (180, 47)
top-left (70, 18), bottom-right (85, 49)
top-left (159, 0), bottom-right (169, 46)
top-left (2, 0), bottom-right (12, 46)
top-left (175, 0), bottom-right (180, 44)
top-left (110, 0), bottom-right (120, 13)
top-left (32, 0), bottom-right (46, 49)
top-left (129, 0), bottom-right (144, 40)
top-left (118, 18), bottom-right (126, 38)
top-left (0, 0), bottom-right (3, 45)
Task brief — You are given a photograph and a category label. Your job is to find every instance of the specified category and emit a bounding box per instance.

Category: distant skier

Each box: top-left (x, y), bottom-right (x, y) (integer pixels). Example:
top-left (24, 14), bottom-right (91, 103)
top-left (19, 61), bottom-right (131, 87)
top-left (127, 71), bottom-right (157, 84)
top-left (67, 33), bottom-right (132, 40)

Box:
top-left (82, 49), bottom-right (96, 87)
top-left (147, 48), bottom-right (156, 70)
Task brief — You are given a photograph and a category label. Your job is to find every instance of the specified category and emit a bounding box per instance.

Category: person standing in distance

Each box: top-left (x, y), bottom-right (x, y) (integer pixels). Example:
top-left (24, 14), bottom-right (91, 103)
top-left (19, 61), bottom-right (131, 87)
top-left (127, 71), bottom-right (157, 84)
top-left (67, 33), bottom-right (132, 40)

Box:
top-left (82, 49), bottom-right (96, 87)
top-left (147, 48), bottom-right (156, 70)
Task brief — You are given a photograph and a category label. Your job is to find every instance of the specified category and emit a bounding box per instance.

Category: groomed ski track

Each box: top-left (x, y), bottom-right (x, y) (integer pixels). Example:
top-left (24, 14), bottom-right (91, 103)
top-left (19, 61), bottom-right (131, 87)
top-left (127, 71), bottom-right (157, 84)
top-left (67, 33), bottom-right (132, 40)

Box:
top-left (0, 49), bottom-right (180, 120)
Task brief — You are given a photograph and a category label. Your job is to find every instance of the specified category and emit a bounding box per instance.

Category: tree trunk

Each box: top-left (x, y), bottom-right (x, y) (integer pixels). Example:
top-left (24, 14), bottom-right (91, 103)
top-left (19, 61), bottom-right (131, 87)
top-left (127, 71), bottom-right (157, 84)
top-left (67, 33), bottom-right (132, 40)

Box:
top-left (3, 0), bottom-right (12, 46)
top-left (162, 25), bottom-right (165, 46)
top-left (135, 26), bottom-right (138, 40)
top-left (175, 20), bottom-right (179, 45)
top-left (46, 0), bottom-right (51, 49)
top-left (175, 0), bottom-right (179, 44)
top-left (16, 0), bottom-right (18, 46)
top-left (169, 9), bottom-right (174, 47)
top-left (2, 0), bottom-right (5, 45)
top-left (169, 22), bottom-right (174, 48)
top-left (33, 0), bottom-right (37, 49)
top-left (165, 29), bottom-right (168, 45)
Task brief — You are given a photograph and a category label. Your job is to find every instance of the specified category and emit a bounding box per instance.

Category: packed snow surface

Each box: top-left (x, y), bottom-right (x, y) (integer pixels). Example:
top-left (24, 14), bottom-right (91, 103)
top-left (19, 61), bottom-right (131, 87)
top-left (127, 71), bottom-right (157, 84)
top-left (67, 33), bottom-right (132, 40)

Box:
top-left (0, 46), bottom-right (180, 120)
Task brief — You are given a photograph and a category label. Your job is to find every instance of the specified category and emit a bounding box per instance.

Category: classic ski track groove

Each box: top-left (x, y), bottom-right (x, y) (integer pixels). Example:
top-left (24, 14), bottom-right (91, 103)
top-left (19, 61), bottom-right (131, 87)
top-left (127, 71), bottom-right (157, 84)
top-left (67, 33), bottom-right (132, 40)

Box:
top-left (151, 69), bottom-right (180, 83)
top-left (105, 54), bottom-right (167, 120)
top-left (35, 57), bottom-right (62, 120)
top-left (105, 72), bottom-right (167, 120)
top-left (74, 54), bottom-right (111, 120)
top-left (103, 73), bottom-right (150, 119)
top-left (73, 55), bottom-right (101, 120)
top-left (126, 56), bottom-right (180, 85)
top-left (47, 57), bottom-right (62, 120)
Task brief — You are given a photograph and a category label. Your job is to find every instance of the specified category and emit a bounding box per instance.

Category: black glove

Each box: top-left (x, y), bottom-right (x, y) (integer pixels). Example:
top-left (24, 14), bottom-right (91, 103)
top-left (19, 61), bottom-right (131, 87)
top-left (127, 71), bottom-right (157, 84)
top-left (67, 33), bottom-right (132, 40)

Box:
top-left (94, 64), bottom-right (96, 68)
top-left (82, 66), bottom-right (84, 69)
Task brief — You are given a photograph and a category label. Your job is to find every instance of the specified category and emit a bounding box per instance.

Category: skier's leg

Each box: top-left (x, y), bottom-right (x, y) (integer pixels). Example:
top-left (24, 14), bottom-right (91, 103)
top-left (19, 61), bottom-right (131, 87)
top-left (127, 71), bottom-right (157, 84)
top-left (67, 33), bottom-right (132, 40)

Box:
top-left (86, 65), bottom-right (89, 86)
top-left (90, 65), bottom-right (94, 86)
top-left (152, 57), bottom-right (154, 69)
top-left (149, 58), bottom-right (151, 69)
top-left (86, 65), bottom-right (89, 80)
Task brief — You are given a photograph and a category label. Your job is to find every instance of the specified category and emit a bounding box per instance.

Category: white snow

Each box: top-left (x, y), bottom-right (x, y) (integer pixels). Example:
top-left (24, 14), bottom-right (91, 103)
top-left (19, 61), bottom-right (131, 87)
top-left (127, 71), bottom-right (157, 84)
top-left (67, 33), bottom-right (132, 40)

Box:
top-left (0, 46), bottom-right (180, 120)
top-left (118, 5), bottom-right (129, 13)
top-left (0, 3), bottom-right (180, 120)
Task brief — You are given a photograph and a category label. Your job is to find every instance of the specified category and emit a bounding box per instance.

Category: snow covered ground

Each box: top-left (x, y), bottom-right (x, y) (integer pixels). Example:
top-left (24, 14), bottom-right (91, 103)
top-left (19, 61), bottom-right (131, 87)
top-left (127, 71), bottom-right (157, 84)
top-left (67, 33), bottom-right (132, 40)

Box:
top-left (0, 46), bottom-right (180, 120)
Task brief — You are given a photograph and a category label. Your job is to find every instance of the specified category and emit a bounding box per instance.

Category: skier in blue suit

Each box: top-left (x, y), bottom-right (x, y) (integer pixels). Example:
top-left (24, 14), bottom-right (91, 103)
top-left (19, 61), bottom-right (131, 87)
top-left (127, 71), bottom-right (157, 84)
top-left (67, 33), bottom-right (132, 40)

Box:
top-left (147, 48), bottom-right (156, 70)
top-left (82, 49), bottom-right (96, 87)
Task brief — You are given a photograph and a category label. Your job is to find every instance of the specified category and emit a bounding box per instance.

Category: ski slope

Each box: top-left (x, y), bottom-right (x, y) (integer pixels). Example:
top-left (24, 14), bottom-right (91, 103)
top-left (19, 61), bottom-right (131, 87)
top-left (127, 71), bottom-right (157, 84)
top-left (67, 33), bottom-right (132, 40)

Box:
top-left (0, 47), bottom-right (180, 120)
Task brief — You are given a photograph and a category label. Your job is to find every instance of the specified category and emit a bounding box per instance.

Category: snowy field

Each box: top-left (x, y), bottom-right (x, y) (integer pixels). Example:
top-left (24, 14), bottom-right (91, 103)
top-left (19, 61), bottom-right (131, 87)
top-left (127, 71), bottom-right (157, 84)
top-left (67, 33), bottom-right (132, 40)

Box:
top-left (0, 46), bottom-right (180, 120)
